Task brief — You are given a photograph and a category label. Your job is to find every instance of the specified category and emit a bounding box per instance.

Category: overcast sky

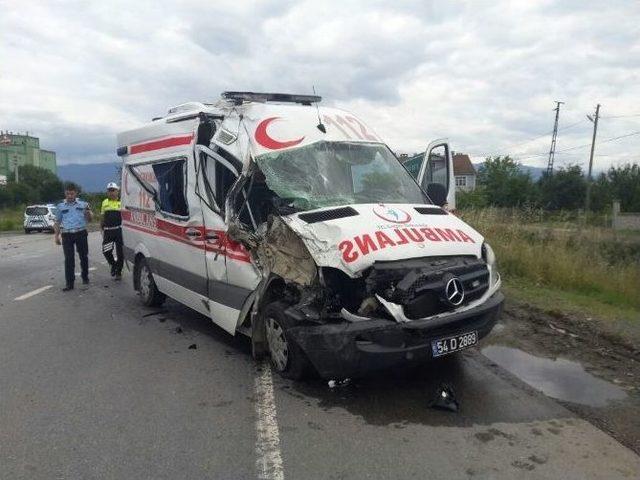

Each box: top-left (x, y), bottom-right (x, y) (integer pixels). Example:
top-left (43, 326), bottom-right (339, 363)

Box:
top-left (1, 0), bottom-right (639, 170)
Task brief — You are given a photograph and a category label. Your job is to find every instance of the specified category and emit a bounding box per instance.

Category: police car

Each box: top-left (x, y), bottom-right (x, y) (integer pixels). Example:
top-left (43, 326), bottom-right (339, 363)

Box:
top-left (118, 92), bottom-right (504, 379)
top-left (24, 204), bottom-right (57, 233)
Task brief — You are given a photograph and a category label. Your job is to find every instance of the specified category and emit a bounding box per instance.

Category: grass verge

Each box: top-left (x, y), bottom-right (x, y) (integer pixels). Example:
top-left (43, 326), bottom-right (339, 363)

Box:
top-left (460, 208), bottom-right (640, 312)
top-left (0, 206), bottom-right (25, 231)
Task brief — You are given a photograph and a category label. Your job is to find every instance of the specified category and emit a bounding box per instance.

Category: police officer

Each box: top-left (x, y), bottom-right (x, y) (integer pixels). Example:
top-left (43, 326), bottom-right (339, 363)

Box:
top-left (54, 182), bottom-right (93, 291)
top-left (101, 182), bottom-right (123, 279)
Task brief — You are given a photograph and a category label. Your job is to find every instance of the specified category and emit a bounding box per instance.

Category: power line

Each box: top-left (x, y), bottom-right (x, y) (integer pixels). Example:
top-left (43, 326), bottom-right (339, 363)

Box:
top-left (469, 119), bottom-right (587, 158)
top-left (598, 130), bottom-right (640, 144)
top-left (600, 113), bottom-right (640, 119)
top-left (498, 129), bottom-right (640, 162)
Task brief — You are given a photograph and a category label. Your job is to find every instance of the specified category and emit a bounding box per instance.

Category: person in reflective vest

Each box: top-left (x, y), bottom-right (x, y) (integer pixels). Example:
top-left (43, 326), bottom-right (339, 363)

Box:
top-left (101, 182), bottom-right (123, 279)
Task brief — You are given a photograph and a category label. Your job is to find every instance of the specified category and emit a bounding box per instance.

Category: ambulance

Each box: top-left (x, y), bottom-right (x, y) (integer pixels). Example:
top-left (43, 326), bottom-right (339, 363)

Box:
top-left (117, 92), bottom-right (503, 379)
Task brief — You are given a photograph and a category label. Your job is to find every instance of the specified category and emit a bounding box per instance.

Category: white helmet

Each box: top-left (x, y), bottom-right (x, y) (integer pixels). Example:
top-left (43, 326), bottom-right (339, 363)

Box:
top-left (106, 182), bottom-right (120, 190)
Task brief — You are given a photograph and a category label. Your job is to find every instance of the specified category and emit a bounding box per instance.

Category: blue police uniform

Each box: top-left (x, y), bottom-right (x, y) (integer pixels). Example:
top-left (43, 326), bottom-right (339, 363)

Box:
top-left (56, 199), bottom-right (91, 289)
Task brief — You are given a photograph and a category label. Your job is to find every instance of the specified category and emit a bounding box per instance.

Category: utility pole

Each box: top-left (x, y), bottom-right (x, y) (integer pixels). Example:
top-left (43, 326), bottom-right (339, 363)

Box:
top-left (584, 104), bottom-right (601, 214)
top-left (12, 155), bottom-right (19, 183)
top-left (546, 101), bottom-right (564, 175)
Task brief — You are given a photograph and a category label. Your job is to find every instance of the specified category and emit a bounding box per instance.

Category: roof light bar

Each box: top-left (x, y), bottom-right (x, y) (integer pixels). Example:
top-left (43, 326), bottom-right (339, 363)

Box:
top-left (221, 91), bottom-right (322, 105)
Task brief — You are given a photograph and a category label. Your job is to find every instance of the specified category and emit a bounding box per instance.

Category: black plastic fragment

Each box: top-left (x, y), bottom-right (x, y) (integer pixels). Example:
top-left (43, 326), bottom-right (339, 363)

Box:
top-left (429, 383), bottom-right (459, 412)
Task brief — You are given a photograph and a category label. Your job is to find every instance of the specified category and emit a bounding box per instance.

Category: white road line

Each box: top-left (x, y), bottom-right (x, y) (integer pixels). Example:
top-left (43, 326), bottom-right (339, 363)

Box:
top-left (14, 285), bottom-right (53, 301)
top-left (254, 363), bottom-right (285, 480)
top-left (74, 267), bottom-right (97, 277)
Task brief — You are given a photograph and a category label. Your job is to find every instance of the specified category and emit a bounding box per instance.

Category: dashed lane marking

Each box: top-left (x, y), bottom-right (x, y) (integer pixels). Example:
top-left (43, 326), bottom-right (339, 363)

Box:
top-left (14, 285), bottom-right (53, 301)
top-left (254, 363), bottom-right (285, 480)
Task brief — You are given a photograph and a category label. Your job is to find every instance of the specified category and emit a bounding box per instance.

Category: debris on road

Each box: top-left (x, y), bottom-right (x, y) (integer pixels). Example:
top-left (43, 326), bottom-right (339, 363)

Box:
top-left (188, 344), bottom-right (197, 350)
top-left (143, 310), bottom-right (167, 318)
top-left (328, 378), bottom-right (351, 389)
top-left (429, 383), bottom-right (459, 412)
top-left (174, 327), bottom-right (183, 334)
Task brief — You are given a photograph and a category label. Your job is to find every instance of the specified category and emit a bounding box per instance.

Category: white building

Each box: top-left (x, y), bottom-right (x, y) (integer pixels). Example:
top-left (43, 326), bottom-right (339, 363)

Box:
top-left (453, 154), bottom-right (477, 191)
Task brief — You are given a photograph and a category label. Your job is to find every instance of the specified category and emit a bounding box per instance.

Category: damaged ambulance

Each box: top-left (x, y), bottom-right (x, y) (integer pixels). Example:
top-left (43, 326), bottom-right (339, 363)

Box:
top-left (117, 92), bottom-right (503, 379)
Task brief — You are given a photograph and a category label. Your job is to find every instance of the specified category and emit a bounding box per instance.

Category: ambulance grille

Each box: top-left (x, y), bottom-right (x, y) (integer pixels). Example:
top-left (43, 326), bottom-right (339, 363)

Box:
top-left (414, 206), bottom-right (448, 215)
top-left (298, 207), bottom-right (359, 224)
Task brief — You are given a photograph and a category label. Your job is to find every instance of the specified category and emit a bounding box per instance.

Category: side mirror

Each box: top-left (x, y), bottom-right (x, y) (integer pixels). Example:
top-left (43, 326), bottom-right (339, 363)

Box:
top-left (426, 182), bottom-right (447, 207)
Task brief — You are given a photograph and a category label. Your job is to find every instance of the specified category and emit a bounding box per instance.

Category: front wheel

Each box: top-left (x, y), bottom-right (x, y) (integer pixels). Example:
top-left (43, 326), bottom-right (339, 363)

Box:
top-left (136, 257), bottom-right (166, 307)
top-left (24, 228), bottom-right (31, 234)
top-left (263, 301), bottom-right (312, 380)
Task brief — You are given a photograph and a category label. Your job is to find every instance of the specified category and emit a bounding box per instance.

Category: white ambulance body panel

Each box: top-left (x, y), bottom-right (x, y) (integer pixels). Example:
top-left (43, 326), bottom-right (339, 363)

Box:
top-left (117, 92), bottom-right (498, 371)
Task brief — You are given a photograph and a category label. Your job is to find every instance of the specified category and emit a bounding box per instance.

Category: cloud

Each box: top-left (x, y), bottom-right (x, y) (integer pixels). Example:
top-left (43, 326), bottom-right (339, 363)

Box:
top-left (1, 0), bottom-right (639, 169)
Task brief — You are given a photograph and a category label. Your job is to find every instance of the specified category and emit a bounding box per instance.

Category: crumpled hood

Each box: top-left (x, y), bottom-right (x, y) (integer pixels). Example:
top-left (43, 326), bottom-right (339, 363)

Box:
top-left (281, 204), bottom-right (484, 277)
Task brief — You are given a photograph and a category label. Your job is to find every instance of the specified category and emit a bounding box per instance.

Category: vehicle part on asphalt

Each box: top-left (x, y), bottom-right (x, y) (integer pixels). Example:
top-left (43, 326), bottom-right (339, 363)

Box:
top-left (328, 378), bottom-right (352, 389)
top-left (429, 383), bottom-right (459, 412)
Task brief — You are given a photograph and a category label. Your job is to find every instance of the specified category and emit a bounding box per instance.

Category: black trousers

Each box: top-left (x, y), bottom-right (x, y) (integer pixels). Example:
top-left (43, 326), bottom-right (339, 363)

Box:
top-left (61, 230), bottom-right (89, 287)
top-left (102, 228), bottom-right (123, 274)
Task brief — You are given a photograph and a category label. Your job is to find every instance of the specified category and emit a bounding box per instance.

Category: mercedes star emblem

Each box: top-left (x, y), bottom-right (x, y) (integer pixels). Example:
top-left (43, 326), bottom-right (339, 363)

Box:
top-left (445, 277), bottom-right (465, 306)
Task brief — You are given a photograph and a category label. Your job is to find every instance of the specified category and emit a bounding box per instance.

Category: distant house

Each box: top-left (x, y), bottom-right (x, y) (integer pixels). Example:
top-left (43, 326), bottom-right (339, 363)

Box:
top-left (453, 153), bottom-right (476, 191)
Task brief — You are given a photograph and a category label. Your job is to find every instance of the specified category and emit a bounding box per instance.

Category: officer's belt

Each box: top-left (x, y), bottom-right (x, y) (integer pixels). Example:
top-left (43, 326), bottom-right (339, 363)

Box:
top-left (61, 227), bottom-right (87, 234)
top-left (103, 226), bottom-right (122, 231)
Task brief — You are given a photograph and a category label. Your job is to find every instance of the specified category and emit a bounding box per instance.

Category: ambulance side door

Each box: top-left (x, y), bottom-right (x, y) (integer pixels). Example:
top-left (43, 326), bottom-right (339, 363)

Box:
top-left (416, 139), bottom-right (456, 209)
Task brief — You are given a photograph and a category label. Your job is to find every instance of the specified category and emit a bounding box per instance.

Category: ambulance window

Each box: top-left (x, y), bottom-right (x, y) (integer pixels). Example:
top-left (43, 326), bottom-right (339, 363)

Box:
top-left (403, 154), bottom-right (423, 179)
top-left (422, 145), bottom-right (448, 191)
top-left (215, 162), bottom-right (237, 209)
top-left (151, 159), bottom-right (189, 217)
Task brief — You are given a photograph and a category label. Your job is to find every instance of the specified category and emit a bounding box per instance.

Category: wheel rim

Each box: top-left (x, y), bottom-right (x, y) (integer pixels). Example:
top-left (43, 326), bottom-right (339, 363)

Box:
top-left (265, 317), bottom-right (289, 372)
top-left (140, 264), bottom-right (152, 299)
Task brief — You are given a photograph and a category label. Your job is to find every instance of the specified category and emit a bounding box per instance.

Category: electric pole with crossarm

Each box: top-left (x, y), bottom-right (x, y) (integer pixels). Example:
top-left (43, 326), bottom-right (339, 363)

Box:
top-left (584, 103), bottom-right (601, 214)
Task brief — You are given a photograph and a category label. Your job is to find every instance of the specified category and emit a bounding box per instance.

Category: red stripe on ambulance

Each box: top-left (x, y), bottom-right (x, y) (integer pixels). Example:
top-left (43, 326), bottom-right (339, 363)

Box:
top-left (129, 134), bottom-right (194, 154)
top-left (338, 227), bottom-right (475, 263)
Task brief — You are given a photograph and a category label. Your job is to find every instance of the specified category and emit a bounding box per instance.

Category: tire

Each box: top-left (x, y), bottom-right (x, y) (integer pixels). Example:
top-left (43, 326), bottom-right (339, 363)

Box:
top-left (262, 301), bottom-right (312, 380)
top-left (24, 229), bottom-right (31, 234)
top-left (136, 257), bottom-right (166, 307)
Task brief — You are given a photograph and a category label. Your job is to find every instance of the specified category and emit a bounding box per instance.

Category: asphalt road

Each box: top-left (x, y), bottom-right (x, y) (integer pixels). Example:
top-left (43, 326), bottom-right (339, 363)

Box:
top-left (1, 231), bottom-right (639, 480)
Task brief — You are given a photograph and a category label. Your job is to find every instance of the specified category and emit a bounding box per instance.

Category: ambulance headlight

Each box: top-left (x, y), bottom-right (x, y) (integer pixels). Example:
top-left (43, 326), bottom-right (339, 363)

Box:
top-left (482, 242), bottom-right (500, 286)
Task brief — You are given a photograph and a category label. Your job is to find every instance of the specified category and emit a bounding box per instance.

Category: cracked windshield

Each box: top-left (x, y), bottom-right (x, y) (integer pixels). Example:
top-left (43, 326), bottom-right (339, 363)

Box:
top-left (256, 141), bottom-right (428, 211)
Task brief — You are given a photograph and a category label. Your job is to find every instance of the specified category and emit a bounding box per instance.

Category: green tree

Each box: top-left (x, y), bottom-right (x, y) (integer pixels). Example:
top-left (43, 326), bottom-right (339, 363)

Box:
top-left (18, 165), bottom-right (64, 202)
top-left (537, 165), bottom-right (586, 210)
top-left (476, 156), bottom-right (535, 207)
top-left (606, 164), bottom-right (640, 212)
top-left (589, 172), bottom-right (613, 212)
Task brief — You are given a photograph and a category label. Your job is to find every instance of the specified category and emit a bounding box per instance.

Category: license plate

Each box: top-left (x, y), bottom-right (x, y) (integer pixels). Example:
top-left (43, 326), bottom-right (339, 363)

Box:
top-left (431, 331), bottom-right (478, 358)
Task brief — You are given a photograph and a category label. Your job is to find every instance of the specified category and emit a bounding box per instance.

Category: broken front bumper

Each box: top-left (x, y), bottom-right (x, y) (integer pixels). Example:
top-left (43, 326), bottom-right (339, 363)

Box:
top-left (286, 291), bottom-right (504, 379)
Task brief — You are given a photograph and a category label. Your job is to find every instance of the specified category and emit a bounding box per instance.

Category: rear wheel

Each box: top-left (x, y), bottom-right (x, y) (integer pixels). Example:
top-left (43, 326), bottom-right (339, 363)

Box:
top-left (137, 258), bottom-right (166, 307)
top-left (263, 301), bottom-right (312, 380)
top-left (24, 228), bottom-right (31, 234)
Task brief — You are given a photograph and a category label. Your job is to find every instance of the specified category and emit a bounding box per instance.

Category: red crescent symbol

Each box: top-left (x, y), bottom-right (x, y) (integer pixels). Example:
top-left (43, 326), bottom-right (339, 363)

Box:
top-left (255, 117), bottom-right (305, 150)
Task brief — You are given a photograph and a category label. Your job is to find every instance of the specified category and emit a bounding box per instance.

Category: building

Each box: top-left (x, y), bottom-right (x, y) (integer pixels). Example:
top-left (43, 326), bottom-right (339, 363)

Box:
top-left (453, 153), bottom-right (476, 191)
top-left (0, 131), bottom-right (57, 180)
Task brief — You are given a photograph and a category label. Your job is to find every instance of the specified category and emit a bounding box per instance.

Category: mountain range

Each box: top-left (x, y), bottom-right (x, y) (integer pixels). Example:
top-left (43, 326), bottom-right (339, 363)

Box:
top-left (58, 162), bottom-right (121, 193)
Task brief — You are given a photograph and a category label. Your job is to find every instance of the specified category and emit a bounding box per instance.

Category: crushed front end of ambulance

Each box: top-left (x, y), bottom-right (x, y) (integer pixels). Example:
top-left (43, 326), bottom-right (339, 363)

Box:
top-left (230, 139), bottom-right (503, 379)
